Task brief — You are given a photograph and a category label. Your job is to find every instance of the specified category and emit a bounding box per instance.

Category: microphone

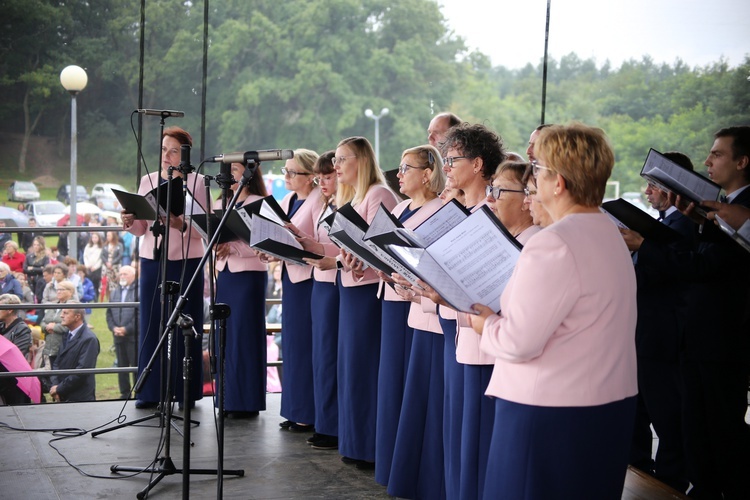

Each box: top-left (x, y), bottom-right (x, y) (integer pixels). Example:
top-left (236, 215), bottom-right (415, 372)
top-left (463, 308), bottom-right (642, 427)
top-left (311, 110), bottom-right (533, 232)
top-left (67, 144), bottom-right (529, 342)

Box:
top-left (137, 109), bottom-right (185, 118)
top-left (208, 149), bottom-right (294, 163)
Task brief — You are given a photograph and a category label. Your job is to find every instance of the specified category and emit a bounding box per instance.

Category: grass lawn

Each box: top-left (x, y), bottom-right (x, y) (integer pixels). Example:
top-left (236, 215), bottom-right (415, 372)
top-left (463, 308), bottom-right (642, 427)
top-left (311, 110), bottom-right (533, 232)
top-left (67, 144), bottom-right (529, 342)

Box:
top-left (88, 307), bottom-right (125, 401)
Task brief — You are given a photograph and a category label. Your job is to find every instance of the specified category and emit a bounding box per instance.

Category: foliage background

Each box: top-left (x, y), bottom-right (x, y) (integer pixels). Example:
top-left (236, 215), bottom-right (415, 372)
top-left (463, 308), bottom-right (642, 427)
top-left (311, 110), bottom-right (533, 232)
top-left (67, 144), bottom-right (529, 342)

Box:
top-left (1, 0), bottom-right (749, 194)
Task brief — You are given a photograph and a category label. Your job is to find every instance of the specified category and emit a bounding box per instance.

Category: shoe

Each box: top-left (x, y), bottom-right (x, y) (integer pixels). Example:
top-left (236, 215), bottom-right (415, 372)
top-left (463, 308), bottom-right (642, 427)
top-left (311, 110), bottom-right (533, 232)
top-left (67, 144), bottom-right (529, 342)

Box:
top-left (311, 435), bottom-right (338, 450)
top-left (279, 420), bottom-right (294, 429)
top-left (289, 423), bottom-right (314, 433)
top-left (135, 400), bottom-right (157, 409)
top-left (307, 433), bottom-right (323, 445)
top-left (225, 411), bottom-right (259, 419)
top-left (341, 456), bottom-right (358, 465)
top-left (355, 460), bottom-right (375, 471)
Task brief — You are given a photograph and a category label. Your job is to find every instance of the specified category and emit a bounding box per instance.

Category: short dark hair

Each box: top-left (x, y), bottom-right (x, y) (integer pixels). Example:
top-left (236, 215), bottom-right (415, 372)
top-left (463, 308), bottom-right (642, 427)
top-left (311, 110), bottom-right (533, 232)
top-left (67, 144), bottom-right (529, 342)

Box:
top-left (662, 151), bottom-right (694, 172)
top-left (715, 126), bottom-right (750, 181)
top-left (441, 123), bottom-right (506, 181)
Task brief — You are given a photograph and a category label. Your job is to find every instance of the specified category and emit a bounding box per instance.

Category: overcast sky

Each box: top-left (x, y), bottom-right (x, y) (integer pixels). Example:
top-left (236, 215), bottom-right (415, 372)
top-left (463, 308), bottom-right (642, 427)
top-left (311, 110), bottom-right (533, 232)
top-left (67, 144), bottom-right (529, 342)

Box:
top-left (438, 0), bottom-right (750, 70)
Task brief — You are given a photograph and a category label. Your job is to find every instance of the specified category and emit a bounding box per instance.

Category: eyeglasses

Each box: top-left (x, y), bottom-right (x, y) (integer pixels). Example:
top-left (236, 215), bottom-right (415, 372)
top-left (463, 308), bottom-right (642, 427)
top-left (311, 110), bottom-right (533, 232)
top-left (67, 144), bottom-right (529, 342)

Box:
top-left (313, 174), bottom-right (336, 186)
top-left (531, 160), bottom-right (553, 178)
top-left (523, 187), bottom-right (537, 197)
top-left (332, 155), bottom-right (356, 166)
top-left (281, 167), bottom-right (312, 178)
top-left (486, 185), bottom-right (525, 198)
top-left (398, 163), bottom-right (430, 175)
top-left (442, 156), bottom-right (469, 169)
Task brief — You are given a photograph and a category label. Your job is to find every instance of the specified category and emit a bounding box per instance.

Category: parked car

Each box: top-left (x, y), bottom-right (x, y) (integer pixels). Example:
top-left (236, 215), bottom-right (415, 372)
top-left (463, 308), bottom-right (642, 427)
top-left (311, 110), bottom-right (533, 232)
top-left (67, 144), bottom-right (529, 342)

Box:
top-left (0, 206), bottom-right (30, 228)
top-left (56, 184), bottom-right (89, 204)
top-left (25, 200), bottom-right (67, 227)
top-left (90, 183), bottom-right (127, 200)
top-left (90, 183), bottom-right (126, 217)
top-left (7, 181), bottom-right (41, 202)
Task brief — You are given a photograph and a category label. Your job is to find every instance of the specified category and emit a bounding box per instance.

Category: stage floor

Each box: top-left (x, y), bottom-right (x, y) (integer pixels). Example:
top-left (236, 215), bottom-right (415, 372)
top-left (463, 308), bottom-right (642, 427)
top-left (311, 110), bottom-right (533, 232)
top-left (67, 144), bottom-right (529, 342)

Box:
top-left (1, 393), bottom-right (744, 499)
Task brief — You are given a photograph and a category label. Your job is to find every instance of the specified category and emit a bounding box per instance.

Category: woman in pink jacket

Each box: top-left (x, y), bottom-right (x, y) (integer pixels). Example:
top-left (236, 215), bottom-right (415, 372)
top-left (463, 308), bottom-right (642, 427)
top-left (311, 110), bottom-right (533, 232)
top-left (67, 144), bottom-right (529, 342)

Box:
top-left (213, 161), bottom-right (269, 418)
top-left (335, 136), bottom-right (399, 469)
top-left (471, 123), bottom-right (638, 498)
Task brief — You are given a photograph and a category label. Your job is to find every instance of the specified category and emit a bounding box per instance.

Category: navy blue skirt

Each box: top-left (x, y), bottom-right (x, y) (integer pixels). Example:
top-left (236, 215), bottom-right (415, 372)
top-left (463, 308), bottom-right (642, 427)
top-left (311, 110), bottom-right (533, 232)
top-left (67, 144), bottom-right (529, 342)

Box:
top-left (388, 328), bottom-right (446, 499)
top-left (460, 364), bottom-right (495, 500)
top-left (215, 268), bottom-right (267, 412)
top-left (440, 312), bottom-right (464, 500)
top-left (337, 280), bottom-right (382, 462)
top-left (280, 271), bottom-right (315, 424)
top-left (483, 396), bottom-right (637, 499)
top-left (311, 278), bottom-right (339, 436)
top-left (375, 298), bottom-right (414, 486)
top-left (137, 257), bottom-right (204, 403)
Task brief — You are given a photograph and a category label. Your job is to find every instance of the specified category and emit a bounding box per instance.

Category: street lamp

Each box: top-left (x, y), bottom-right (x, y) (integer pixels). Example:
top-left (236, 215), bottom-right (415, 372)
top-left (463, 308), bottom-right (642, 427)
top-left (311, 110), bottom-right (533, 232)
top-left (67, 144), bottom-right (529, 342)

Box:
top-left (364, 107), bottom-right (389, 165)
top-left (60, 65), bottom-right (88, 260)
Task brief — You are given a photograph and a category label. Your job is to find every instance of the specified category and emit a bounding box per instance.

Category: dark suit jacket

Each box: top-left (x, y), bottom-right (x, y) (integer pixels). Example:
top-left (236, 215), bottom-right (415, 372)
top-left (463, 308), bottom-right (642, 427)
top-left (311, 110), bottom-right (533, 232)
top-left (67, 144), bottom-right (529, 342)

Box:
top-left (51, 324), bottom-right (100, 402)
top-left (638, 187), bottom-right (750, 367)
top-left (105, 285), bottom-right (136, 344)
top-left (634, 210), bottom-right (697, 361)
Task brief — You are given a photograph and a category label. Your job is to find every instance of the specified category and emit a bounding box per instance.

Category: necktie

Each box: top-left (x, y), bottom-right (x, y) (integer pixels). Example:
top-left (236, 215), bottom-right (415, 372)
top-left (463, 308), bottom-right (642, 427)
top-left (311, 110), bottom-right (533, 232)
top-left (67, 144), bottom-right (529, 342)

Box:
top-left (658, 210), bottom-right (666, 221)
top-left (720, 195), bottom-right (729, 203)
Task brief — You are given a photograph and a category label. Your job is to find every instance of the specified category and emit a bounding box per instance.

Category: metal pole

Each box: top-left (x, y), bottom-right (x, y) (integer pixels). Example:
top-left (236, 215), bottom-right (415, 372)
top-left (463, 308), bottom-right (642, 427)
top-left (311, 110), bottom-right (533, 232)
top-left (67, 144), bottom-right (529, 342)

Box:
top-left (374, 117), bottom-right (380, 165)
top-left (70, 93), bottom-right (78, 259)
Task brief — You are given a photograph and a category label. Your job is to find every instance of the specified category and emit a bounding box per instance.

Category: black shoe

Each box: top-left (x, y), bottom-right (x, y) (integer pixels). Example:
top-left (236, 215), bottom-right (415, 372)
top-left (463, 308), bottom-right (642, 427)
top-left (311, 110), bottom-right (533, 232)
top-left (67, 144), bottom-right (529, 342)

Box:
top-left (135, 400), bottom-right (157, 409)
top-left (289, 423), bottom-right (314, 433)
top-left (307, 433), bottom-right (323, 445)
top-left (341, 456), bottom-right (358, 465)
top-left (279, 420), bottom-right (294, 429)
top-left (355, 460), bottom-right (375, 471)
top-left (225, 411), bottom-right (260, 419)
top-left (311, 435), bottom-right (338, 450)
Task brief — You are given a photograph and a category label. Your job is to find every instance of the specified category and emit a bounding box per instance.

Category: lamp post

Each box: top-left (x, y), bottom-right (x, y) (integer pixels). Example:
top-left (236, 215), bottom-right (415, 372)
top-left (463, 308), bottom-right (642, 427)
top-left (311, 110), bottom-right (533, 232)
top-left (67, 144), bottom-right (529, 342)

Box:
top-left (60, 65), bottom-right (88, 260)
top-left (364, 107), bottom-right (389, 165)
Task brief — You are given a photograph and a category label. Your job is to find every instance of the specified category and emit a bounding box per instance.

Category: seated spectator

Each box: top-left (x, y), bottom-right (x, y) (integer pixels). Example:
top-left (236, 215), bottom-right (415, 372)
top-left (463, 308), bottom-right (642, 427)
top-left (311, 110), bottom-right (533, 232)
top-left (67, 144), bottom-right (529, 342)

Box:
top-left (0, 334), bottom-right (41, 405)
top-left (49, 304), bottom-right (99, 402)
top-left (35, 265), bottom-right (54, 304)
top-left (0, 294), bottom-right (32, 357)
top-left (2, 241), bottom-right (26, 273)
top-left (0, 262), bottom-right (23, 300)
top-left (76, 265), bottom-right (95, 315)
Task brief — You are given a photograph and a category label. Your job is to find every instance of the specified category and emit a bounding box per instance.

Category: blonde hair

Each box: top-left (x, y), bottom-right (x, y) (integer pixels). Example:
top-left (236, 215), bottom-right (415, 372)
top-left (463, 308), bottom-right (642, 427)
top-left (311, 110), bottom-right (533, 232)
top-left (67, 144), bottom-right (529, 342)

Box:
top-left (534, 123), bottom-right (615, 207)
top-left (401, 144), bottom-right (446, 195)
top-left (335, 136), bottom-right (390, 208)
top-left (293, 148), bottom-right (319, 174)
top-left (56, 280), bottom-right (76, 293)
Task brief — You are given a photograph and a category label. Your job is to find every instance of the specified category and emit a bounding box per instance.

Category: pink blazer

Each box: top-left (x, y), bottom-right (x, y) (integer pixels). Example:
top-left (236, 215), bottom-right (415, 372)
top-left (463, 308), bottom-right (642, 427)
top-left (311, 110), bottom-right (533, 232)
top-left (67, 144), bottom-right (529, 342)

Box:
top-left (480, 213), bottom-right (638, 407)
top-left (279, 188), bottom-right (323, 284)
top-left (340, 184), bottom-right (399, 288)
top-left (124, 172), bottom-right (208, 261)
top-left (312, 200), bottom-right (339, 284)
top-left (213, 195), bottom-right (267, 273)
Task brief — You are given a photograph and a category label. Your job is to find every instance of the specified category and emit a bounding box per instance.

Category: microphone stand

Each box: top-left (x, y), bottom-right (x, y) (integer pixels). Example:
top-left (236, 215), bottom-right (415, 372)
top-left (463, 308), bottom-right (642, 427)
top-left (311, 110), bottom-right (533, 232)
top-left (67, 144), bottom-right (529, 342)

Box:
top-left (110, 158), bottom-right (252, 499)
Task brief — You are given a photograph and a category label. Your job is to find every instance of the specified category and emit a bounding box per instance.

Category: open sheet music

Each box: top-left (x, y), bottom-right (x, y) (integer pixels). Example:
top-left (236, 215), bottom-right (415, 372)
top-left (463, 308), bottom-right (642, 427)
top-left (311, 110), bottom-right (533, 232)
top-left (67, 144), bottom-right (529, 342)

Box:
top-left (601, 198), bottom-right (681, 244)
top-left (249, 214), bottom-right (321, 265)
top-left (640, 148), bottom-right (721, 216)
top-left (237, 195), bottom-right (291, 228)
top-left (386, 205), bottom-right (521, 313)
top-left (715, 216), bottom-right (750, 253)
top-left (113, 177), bottom-right (185, 220)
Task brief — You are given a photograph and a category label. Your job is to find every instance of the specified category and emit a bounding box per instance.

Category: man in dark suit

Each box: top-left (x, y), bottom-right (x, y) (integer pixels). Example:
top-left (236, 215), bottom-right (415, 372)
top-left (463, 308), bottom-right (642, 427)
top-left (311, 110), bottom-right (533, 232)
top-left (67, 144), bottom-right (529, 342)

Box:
top-left (621, 151), bottom-right (698, 492)
top-left (106, 265), bottom-right (137, 399)
top-left (637, 127), bottom-right (750, 499)
top-left (49, 304), bottom-right (99, 402)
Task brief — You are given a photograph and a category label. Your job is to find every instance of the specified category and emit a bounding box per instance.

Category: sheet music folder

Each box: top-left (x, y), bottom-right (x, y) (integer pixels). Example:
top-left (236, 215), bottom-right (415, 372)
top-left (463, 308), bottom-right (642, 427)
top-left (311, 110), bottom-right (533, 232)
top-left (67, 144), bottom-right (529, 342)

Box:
top-left (249, 214), bottom-right (322, 265)
top-left (386, 205), bottom-right (523, 314)
top-left (113, 177), bottom-right (184, 220)
top-left (639, 148), bottom-right (721, 216)
top-left (601, 198), bottom-right (681, 244)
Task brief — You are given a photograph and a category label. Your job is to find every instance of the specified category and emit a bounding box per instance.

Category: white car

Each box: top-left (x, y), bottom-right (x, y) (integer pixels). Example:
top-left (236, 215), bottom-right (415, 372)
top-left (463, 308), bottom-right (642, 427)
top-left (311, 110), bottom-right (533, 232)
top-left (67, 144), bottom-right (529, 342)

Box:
top-left (25, 200), bottom-right (67, 227)
top-left (90, 183), bottom-right (128, 200)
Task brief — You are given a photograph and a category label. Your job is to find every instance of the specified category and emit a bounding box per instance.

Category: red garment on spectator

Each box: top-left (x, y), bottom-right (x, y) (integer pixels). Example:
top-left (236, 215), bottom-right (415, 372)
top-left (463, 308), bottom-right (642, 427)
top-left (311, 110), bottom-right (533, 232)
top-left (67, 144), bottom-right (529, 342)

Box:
top-left (2, 252), bottom-right (26, 273)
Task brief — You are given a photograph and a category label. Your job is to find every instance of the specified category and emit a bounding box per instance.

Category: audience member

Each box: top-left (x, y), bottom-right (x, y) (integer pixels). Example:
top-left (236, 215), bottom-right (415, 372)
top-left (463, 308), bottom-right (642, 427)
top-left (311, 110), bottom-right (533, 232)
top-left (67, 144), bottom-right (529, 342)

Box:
top-left (24, 236), bottom-right (49, 296)
top-left (41, 280), bottom-right (77, 365)
top-left (2, 241), bottom-right (26, 273)
top-left (0, 334), bottom-right (41, 405)
top-left (49, 304), bottom-right (100, 402)
top-left (0, 262), bottom-right (23, 299)
top-left (18, 217), bottom-right (40, 253)
top-left (0, 294), bottom-right (32, 356)
top-left (427, 112), bottom-right (461, 148)
top-left (106, 265), bottom-right (137, 399)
